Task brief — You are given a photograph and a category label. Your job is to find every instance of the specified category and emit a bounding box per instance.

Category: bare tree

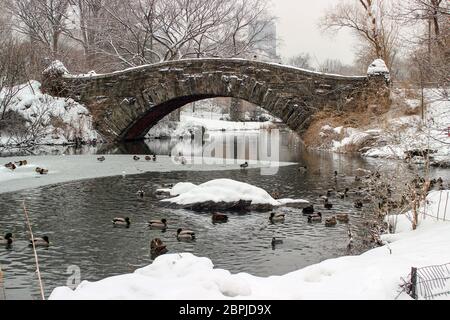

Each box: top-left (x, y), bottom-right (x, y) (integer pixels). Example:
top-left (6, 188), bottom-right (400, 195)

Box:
top-left (7, 0), bottom-right (72, 58)
top-left (320, 0), bottom-right (399, 70)
top-left (287, 53), bottom-right (312, 70)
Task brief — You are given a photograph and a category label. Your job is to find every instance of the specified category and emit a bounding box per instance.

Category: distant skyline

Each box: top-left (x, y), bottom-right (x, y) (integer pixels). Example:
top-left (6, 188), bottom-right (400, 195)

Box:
top-left (271, 0), bottom-right (357, 67)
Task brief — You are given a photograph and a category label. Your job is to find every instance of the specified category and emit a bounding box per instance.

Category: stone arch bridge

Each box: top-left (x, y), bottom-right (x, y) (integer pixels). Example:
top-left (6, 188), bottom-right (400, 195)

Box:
top-left (42, 59), bottom-right (389, 142)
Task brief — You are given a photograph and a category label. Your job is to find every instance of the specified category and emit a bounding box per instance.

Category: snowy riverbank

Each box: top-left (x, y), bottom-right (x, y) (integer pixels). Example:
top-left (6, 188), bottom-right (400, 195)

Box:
top-left (0, 155), bottom-right (296, 194)
top-left (49, 190), bottom-right (450, 300)
top-left (316, 88), bottom-right (450, 167)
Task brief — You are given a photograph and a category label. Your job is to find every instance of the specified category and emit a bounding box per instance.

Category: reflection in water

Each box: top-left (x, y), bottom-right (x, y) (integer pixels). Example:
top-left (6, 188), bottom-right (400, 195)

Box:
top-left (0, 130), bottom-right (449, 300)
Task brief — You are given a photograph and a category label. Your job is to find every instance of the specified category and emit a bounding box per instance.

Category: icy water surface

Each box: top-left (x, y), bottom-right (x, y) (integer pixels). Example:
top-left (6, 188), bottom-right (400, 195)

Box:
top-left (1, 131), bottom-right (449, 300)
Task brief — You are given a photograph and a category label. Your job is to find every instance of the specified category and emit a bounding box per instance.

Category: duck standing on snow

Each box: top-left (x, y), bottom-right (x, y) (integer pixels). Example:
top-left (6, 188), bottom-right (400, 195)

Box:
top-left (133, 156), bottom-right (140, 161)
top-left (145, 156), bottom-right (152, 161)
top-left (30, 236), bottom-right (50, 247)
top-left (177, 228), bottom-right (196, 241)
top-left (269, 212), bottom-right (286, 223)
top-left (0, 233), bottom-right (13, 245)
top-left (5, 162), bottom-right (16, 170)
top-left (149, 219), bottom-right (168, 230)
top-left (15, 160), bottom-right (28, 167)
top-left (150, 238), bottom-right (168, 257)
top-left (36, 167), bottom-right (49, 175)
top-left (240, 162), bottom-right (249, 169)
top-left (113, 217), bottom-right (131, 227)
top-left (152, 155), bottom-right (157, 162)
top-left (97, 156), bottom-right (106, 162)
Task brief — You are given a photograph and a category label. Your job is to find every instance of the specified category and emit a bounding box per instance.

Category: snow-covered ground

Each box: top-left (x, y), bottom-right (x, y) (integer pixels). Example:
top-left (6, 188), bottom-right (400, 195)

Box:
top-left (0, 155), bottom-right (296, 194)
top-left (0, 81), bottom-right (98, 147)
top-left (319, 89), bottom-right (450, 166)
top-left (49, 190), bottom-right (450, 300)
top-left (147, 112), bottom-right (275, 139)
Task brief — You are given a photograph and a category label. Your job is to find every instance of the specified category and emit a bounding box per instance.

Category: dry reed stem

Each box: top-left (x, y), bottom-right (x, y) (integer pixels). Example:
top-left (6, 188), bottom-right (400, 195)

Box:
top-left (22, 200), bottom-right (45, 300)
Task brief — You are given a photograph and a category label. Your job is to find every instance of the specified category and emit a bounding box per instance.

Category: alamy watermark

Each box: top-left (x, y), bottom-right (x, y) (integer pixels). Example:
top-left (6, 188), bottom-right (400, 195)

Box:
top-left (169, 129), bottom-right (281, 175)
top-left (66, 265), bottom-right (81, 289)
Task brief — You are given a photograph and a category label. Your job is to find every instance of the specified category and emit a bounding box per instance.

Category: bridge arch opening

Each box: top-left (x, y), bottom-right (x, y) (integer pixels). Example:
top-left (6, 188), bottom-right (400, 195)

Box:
top-left (124, 95), bottom-right (287, 141)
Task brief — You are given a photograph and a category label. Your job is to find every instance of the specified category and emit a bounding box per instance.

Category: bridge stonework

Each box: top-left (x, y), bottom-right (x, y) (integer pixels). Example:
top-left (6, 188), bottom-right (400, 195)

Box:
top-left (41, 59), bottom-right (389, 142)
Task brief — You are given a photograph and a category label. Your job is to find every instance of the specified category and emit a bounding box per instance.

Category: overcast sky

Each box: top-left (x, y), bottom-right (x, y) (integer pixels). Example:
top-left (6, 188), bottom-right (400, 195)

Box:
top-left (271, 0), bottom-right (357, 66)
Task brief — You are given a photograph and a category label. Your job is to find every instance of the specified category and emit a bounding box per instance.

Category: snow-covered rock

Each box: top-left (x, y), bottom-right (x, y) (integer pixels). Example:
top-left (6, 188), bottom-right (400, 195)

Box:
top-left (49, 190), bottom-right (450, 300)
top-left (43, 60), bottom-right (69, 76)
top-left (160, 179), bottom-right (309, 211)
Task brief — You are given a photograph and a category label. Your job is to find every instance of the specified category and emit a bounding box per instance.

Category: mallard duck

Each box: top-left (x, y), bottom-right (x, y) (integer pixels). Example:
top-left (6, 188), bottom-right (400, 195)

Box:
top-left (149, 219), bottom-right (167, 230)
top-left (354, 200), bottom-right (363, 209)
top-left (5, 162), bottom-right (16, 170)
top-left (145, 156), bottom-right (152, 161)
top-left (324, 201), bottom-right (333, 210)
top-left (152, 155), bottom-right (157, 161)
top-left (325, 216), bottom-right (337, 227)
top-left (0, 233), bottom-right (13, 245)
top-left (137, 190), bottom-right (145, 198)
top-left (269, 212), bottom-right (286, 223)
top-left (212, 213), bottom-right (228, 223)
top-left (177, 228), bottom-right (195, 241)
top-left (302, 205), bottom-right (315, 215)
top-left (271, 237), bottom-right (283, 246)
top-left (271, 191), bottom-right (281, 199)
top-left (113, 217), bottom-right (131, 227)
top-left (150, 238), bottom-right (168, 256)
top-left (15, 160), bottom-right (28, 166)
top-left (133, 156), bottom-right (140, 161)
top-left (37, 168), bottom-right (49, 175)
top-left (298, 166), bottom-right (307, 173)
top-left (97, 156), bottom-right (106, 162)
top-left (30, 236), bottom-right (50, 247)
top-left (240, 162), bottom-right (249, 169)
top-left (308, 212), bottom-right (322, 223)
top-left (336, 214), bottom-right (350, 223)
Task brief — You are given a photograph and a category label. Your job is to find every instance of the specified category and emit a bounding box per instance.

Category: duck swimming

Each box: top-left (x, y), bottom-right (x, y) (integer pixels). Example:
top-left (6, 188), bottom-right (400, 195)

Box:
top-left (240, 162), bottom-right (249, 169)
top-left (177, 228), bottom-right (196, 241)
top-left (30, 236), bottom-right (50, 247)
top-left (325, 216), bottom-right (337, 227)
top-left (212, 213), bottom-right (229, 223)
top-left (336, 214), bottom-right (350, 223)
top-left (308, 212), bottom-right (322, 223)
top-left (149, 219), bottom-right (167, 230)
top-left (150, 238), bottom-right (168, 257)
top-left (0, 233), bottom-right (13, 245)
top-left (324, 201), bottom-right (333, 210)
top-left (113, 217), bottom-right (131, 227)
top-left (302, 205), bottom-right (315, 215)
top-left (271, 237), bottom-right (284, 247)
top-left (270, 212), bottom-right (286, 223)
top-left (137, 190), bottom-right (145, 198)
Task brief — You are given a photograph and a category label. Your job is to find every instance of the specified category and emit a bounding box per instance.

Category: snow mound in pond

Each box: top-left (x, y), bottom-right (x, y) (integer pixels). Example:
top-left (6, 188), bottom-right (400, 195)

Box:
top-left (161, 179), bottom-right (281, 206)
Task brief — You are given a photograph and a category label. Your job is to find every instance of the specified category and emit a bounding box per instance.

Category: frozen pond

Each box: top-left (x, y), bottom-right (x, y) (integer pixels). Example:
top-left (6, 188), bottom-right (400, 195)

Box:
top-left (0, 131), bottom-right (449, 300)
